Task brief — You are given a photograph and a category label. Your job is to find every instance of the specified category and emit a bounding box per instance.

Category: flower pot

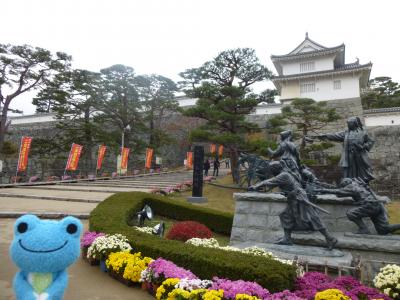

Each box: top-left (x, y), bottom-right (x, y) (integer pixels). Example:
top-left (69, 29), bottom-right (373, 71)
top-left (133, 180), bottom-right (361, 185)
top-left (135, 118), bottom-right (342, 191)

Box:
top-left (148, 283), bottom-right (159, 296)
top-left (81, 246), bottom-right (88, 260)
top-left (99, 260), bottom-right (108, 272)
top-left (108, 269), bottom-right (134, 287)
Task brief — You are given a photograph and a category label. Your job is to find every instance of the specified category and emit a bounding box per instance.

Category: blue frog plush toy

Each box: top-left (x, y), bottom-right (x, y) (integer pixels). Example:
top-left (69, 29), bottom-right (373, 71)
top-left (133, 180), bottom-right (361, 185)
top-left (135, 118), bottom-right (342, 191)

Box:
top-left (10, 215), bottom-right (82, 300)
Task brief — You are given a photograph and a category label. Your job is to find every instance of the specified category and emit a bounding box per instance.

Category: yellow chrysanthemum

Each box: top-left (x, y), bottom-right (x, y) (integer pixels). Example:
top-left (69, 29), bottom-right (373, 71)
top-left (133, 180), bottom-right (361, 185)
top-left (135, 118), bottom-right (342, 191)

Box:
top-left (235, 294), bottom-right (260, 300)
top-left (156, 278), bottom-right (181, 300)
top-left (203, 289), bottom-right (224, 300)
top-left (315, 289), bottom-right (350, 300)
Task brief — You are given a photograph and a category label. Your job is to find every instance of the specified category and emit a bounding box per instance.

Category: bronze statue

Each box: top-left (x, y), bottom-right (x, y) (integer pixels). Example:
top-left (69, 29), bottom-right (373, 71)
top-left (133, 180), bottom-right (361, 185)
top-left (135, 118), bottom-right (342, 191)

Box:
top-left (313, 117), bottom-right (375, 183)
top-left (248, 161), bottom-right (338, 250)
top-left (268, 130), bottom-right (301, 178)
top-left (316, 178), bottom-right (400, 235)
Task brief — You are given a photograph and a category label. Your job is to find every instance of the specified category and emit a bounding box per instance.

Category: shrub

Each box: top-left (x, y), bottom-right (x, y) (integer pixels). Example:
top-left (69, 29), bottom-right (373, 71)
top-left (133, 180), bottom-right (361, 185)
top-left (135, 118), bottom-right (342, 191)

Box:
top-left (89, 192), bottom-right (297, 292)
top-left (166, 221), bottom-right (212, 242)
top-left (122, 192), bottom-right (232, 235)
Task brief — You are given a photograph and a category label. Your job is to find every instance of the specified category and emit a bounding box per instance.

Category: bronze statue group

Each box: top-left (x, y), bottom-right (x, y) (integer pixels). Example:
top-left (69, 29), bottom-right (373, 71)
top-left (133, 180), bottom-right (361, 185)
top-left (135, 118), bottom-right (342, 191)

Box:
top-left (247, 117), bottom-right (400, 250)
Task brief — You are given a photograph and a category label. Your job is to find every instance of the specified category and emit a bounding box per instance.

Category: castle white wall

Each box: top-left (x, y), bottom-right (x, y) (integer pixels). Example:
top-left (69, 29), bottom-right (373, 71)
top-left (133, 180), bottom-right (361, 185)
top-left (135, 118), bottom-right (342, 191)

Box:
top-left (364, 114), bottom-right (400, 127)
top-left (281, 55), bottom-right (335, 76)
top-left (10, 114), bottom-right (57, 125)
top-left (280, 74), bottom-right (361, 101)
top-left (251, 104), bottom-right (282, 115)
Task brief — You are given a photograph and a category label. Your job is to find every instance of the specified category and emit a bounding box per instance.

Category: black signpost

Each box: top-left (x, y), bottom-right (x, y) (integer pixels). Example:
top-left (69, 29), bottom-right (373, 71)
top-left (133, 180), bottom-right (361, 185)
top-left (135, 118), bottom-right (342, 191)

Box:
top-left (187, 145), bottom-right (207, 203)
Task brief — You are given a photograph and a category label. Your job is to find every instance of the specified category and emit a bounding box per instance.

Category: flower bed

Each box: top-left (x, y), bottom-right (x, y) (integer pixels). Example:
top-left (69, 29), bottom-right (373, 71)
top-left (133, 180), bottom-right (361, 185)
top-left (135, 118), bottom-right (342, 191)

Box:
top-left (86, 192), bottom-right (395, 300)
top-left (90, 192), bottom-right (296, 291)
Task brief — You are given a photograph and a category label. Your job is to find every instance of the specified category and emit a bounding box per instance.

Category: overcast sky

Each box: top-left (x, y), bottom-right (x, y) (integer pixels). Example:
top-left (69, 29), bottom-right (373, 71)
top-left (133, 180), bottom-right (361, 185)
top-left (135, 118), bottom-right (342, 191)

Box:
top-left (2, 0), bottom-right (400, 115)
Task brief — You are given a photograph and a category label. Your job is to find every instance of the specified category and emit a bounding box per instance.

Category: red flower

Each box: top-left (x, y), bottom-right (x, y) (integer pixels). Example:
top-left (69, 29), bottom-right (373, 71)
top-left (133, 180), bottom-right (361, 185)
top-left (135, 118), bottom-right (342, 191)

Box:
top-left (166, 221), bottom-right (212, 242)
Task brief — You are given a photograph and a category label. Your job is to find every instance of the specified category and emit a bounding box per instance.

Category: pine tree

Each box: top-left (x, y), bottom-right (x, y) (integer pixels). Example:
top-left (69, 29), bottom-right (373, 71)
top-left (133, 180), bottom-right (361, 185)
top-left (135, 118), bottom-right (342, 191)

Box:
top-left (180, 48), bottom-right (272, 182)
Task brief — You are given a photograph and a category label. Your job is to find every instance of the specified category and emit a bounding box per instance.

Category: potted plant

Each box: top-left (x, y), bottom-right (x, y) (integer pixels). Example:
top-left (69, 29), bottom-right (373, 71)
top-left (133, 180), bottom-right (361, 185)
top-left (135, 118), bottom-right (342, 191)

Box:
top-left (86, 234), bottom-right (132, 271)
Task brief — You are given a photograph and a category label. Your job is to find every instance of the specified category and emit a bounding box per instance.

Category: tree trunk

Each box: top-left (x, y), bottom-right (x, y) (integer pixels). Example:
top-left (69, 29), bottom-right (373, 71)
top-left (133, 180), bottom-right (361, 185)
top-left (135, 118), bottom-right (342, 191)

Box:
top-left (84, 107), bottom-right (93, 175)
top-left (0, 101), bottom-right (10, 154)
top-left (229, 146), bottom-right (240, 184)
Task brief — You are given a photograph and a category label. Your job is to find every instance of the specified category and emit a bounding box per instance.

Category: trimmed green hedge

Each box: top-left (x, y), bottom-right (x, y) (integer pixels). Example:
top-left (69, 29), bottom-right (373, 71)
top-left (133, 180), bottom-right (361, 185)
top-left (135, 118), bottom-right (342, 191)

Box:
top-left (89, 192), bottom-right (296, 292)
top-left (128, 193), bottom-right (233, 235)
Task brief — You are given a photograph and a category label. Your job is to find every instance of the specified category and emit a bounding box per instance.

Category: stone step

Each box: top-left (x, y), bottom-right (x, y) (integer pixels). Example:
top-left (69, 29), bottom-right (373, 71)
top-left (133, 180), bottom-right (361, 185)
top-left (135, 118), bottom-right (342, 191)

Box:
top-left (0, 193), bottom-right (102, 203)
top-left (0, 188), bottom-right (111, 200)
top-left (0, 211), bottom-right (89, 219)
top-left (59, 183), bottom-right (175, 189)
top-left (0, 197), bottom-right (96, 215)
top-left (17, 185), bottom-right (149, 193)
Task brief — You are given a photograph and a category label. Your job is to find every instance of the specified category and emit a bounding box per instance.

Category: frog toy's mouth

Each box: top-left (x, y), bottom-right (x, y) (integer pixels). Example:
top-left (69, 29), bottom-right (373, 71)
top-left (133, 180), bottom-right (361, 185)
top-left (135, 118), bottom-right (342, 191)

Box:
top-left (18, 239), bottom-right (68, 253)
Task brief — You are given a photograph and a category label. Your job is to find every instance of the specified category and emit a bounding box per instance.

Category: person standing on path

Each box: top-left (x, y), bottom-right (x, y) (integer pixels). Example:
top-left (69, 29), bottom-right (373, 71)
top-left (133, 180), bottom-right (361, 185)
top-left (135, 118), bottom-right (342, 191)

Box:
top-left (213, 158), bottom-right (220, 177)
top-left (204, 159), bottom-right (211, 176)
top-left (225, 158), bottom-right (230, 168)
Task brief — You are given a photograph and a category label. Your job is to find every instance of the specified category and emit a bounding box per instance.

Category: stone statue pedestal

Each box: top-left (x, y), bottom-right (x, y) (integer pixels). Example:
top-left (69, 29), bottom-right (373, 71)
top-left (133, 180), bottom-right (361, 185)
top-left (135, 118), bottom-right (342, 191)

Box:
top-left (230, 192), bottom-right (399, 275)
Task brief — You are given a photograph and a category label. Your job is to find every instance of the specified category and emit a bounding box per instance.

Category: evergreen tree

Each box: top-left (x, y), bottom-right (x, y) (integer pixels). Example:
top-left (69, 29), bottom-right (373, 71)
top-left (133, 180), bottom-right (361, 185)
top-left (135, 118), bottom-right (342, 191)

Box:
top-left (33, 69), bottom-right (104, 172)
top-left (180, 48), bottom-right (272, 182)
top-left (96, 64), bottom-right (146, 156)
top-left (361, 77), bottom-right (400, 109)
top-left (0, 43), bottom-right (71, 152)
top-left (267, 98), bottom-right (340, 162)
top-left (135, 74), bottom-right (179, 152)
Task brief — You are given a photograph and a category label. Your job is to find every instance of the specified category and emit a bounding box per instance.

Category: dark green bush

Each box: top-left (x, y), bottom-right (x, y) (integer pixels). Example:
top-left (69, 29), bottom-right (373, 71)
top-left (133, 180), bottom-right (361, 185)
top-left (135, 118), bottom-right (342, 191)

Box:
top-left (89, 192), bottom-right (297, 292)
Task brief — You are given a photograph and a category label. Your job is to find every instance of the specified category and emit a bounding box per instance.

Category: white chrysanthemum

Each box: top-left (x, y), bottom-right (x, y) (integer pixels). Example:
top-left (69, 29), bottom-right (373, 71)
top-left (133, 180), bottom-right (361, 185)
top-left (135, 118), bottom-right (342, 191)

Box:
top-left (134, 226), bottom-right (153, 234)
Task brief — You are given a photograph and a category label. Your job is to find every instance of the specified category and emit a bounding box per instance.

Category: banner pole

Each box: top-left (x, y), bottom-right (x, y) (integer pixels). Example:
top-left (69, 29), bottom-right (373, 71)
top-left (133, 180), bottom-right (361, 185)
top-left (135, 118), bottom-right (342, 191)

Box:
top-left (15, 136), bottom-right (23, 184)
top-left (64, 143), bottom-right (73, 178)
top-left (95, 145), bottom-right (99, 178)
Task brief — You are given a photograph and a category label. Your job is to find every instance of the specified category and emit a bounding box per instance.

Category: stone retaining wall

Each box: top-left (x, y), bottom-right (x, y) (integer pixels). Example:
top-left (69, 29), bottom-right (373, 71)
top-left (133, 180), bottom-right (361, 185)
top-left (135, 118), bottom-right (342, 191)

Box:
top-left (230, 192), bottom-right (378, 244)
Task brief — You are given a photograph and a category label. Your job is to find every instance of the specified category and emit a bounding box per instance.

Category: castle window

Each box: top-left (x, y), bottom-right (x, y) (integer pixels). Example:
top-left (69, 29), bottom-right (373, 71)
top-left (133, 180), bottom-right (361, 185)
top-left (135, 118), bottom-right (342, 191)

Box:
top-left (333, 80), bottom-right (341, 90)
top-left (300, 61), bottom-right (315, 72)
top-left (300, 82), bottom-right (315, 93)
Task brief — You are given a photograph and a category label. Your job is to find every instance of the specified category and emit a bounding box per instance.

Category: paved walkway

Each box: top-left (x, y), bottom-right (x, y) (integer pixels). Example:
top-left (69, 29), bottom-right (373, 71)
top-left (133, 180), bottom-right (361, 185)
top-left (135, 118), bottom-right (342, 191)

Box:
top-left (0, 171), bottom-right (193, 217)
top-left (0, 170), bottom-right (232, 298)
top-left (0, 219), bottom-right (153, 300)
top-left (0, 171), bottom-right (194, 299)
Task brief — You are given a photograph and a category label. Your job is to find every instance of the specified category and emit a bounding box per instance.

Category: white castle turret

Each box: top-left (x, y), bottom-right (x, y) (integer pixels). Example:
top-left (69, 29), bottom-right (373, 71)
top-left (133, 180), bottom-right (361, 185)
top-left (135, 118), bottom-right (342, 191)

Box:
top-left (271, 33), bottom-right (372, 103)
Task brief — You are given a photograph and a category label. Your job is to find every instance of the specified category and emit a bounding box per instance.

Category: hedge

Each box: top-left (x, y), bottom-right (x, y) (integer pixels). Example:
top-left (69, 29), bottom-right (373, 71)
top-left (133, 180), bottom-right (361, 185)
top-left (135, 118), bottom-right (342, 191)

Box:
top-left (128, 193), bottom-right (234, 235)
top-left (89, 192), bottom-right (297, 292)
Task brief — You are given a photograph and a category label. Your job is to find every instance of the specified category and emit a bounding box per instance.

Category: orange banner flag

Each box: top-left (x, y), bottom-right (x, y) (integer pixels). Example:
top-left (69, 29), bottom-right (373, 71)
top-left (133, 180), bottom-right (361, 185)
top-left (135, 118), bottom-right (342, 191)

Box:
top-left (17, 136), bottom-right (32, 172)
top-left (186, 151), bottom-right (193, 168)
top-left (96, 145), bottom-right (107, 170)
top-left (145, 148), bottom-right (153, 169)
top-left (218, 145), bottom-right (224, 156)
top-left (210, 144), bottom-right (216, 154)
top-left (65, 143), bottom-right (83, 171)
top-left (120, 147), bottom-right (130, 170)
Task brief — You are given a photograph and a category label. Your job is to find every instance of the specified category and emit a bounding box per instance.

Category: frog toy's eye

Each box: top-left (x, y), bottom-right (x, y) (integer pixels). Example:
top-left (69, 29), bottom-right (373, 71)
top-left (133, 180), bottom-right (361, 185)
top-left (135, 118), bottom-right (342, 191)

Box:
top-left (60, 216), bottom-right (82, 236)
top-left (17, 222), bottom-right (28, 233)
top-left (14, 215), bottom-right (39, 235)
top-left (66, 223), bottom-right (78, 234)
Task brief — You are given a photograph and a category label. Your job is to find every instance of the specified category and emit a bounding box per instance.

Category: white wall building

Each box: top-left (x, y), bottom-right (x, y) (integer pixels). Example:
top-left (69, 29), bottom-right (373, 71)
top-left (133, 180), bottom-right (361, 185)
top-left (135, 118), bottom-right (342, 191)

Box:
top-left (364, 107), bottom-right (400, 127)
top-left (271, 33), bottom-right (372, 102)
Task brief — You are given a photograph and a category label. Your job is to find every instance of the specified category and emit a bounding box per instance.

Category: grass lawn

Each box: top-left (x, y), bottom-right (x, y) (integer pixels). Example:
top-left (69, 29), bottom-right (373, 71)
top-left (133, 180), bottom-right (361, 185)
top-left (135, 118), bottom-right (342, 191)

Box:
top-left (170, 175), bottom-right (238, 213)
